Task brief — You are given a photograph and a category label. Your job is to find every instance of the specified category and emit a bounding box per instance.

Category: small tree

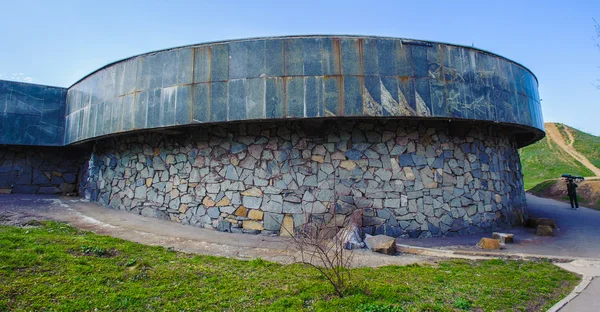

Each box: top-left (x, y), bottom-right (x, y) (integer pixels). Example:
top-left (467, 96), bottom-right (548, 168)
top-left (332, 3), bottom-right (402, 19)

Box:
top-left (278, 209), bottom-right (362, 298)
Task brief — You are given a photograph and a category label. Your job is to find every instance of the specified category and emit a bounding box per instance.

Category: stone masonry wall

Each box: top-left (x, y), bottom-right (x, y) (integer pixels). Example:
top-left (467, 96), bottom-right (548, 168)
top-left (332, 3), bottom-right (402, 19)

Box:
top-left (81, 120), bottom-right (527, 238)
top-left (0, 146), bottom-right (88, 195)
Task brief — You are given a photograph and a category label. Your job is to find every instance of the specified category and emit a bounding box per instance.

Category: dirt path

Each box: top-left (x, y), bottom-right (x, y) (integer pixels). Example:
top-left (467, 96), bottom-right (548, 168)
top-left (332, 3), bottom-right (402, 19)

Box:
top-left (545, 123), bottom-right (600, 177)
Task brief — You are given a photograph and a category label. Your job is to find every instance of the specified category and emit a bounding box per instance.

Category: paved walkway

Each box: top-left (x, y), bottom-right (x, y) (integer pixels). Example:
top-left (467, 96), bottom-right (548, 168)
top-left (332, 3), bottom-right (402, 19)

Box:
top-left (0, 194), bottom-right (429, 268)
top-left (396, 194), bottom-right (600, 259)
top-left (1, 193), bottom-right (599, 310)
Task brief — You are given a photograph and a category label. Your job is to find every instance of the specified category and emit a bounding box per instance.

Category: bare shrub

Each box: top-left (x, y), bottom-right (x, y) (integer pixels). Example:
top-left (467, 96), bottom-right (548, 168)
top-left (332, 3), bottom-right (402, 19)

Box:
top-left (278, 210), bottom-right (363, 298)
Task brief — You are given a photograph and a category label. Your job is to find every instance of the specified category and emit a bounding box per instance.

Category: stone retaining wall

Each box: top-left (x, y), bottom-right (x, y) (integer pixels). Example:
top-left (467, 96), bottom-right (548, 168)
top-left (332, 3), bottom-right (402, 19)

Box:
top-left (0, 146), bottom-right (88, 194)
top-left (81, 120), bottom-right (526, 238)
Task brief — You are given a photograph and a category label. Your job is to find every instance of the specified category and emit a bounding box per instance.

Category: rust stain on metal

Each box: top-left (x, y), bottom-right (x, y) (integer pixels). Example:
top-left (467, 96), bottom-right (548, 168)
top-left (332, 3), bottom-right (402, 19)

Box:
top-left (332, 38), bottom-right (342, 75)
top-left (331, 39), bottom-right (344, 116)
top-left (189, 48), bottom-right (195, 122)
top-left (131, 91), bottom-right (137, 131)
top-left (207, 47), bottom-right (212, 121)
top-left (282, 76), bottom-right (287, 118)
top-left (207, 47), bottom-right (213, 82)
top-left (358, 75), bottom-right (366, 115)
top-left (282, 42), bottom-right (287, 117)
top-left (337, 76), bottom-right (344, 116)
top-left (357, 38), bottom-right (364, 76)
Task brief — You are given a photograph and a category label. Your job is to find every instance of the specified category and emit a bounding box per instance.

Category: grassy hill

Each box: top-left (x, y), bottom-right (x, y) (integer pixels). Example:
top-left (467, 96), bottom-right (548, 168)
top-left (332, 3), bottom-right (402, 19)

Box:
top-left (570, 125), bottom-right (600, 169)
top-left (519, 122), bottom-right (600, 209)
top-left (519, 126), bottom-right (594, 190)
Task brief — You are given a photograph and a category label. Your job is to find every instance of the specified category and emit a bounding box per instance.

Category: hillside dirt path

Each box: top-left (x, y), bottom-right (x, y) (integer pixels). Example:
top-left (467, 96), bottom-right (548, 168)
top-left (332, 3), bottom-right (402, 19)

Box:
top-left (545, 123), bottom-right (600, 177)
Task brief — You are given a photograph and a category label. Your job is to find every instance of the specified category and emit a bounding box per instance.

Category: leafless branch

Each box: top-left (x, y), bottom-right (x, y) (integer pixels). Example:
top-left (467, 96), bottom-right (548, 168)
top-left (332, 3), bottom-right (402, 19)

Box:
top-left (275, 204), bottom-right (360, 298)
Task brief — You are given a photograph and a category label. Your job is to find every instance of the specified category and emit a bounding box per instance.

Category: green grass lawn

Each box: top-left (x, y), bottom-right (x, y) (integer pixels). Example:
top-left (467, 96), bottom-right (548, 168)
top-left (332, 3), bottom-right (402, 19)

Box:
top-left (528, 179), bottom-right (558, 194)
top-left (0, 221), bottom-right (579, 311)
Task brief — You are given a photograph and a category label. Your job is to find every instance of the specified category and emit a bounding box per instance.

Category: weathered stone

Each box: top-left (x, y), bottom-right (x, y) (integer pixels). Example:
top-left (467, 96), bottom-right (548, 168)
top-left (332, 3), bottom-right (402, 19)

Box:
top-left (234, 206), bottom-right (248, 217)
top-left (248, 209), bottom-right (264, 220)
top-left (339, 160), bottom-right (356, 170)
top-left (384, 198), bottom-right (400, 208)
top-left (207, 207), bottom-right (220, 218)
top-left (134, 186), bottom-right (146, 199)
top-left (62, 119), bottom-right (526, 241)
top-left (283, 201), bottom-right (302, 214)
top-left (202, 196), bottom-right (216, 207)
top-left (477, 238), bottom-right (501, 249)
top-left (220, 206), bottom-right (235, 214)
top-left (492, 232), bottom-right (514, 244)
top-left (263, 212), bottom-right (284, 231)
top-left (217, 220), bottom-right (231, 232)
top-left (242, 196), bottom-right (263, 209)
top-left (374, 168), bottom-right (392, 181)
top-left (364, 234), bottom-right (396, 255)
top-left (280, 214), bottom-right (294, 236)
top-left (241, 187), bottom-right (263, 197)
top-left (225, 165), bottom-right (239, 180)
top-left (532, 218), bottom-right (557, 229)
top-left (243, 220), bottom-right (264, 231)
top-left (537, 225), bottom-right (553, 236)
top-left (215, 196), bottom-right (231, 207)
top-left (311, 155), bottom-right (325, 164)
top-left (181, 194), bottom-right (193, 204)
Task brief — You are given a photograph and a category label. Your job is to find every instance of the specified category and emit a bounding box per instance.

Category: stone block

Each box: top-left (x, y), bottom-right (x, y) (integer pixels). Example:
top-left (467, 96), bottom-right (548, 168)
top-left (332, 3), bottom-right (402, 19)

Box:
top-left (242, 196), bottom-right (262, 209)
top-left (536, 225), bottom-right (553, 236)
top-left (537, 218), bottom-right (557, 229)
top-left (364, 234), bottom-right (396, 255)
top-left (476, 238), bottom-right (501, 249)
top-left (215, 196), bottom-right (231, 207)
top-left (243, 220), bottom-right (264, 231)
top-left (217, 220), bottom-right (231, 232)
top-left (234, 206), bottom-right (248, 217)
top-left (248, 209), bottom-right (264, 220)
top-left (339, 160), bottom-right (356, 170)
top-left (283, 201), bottom-right (302, 214)
top-left (241, 187), bottom-right (263, 197)
top-left (207, 207), bottom-right (220, 218)
top-left (525, 218), bottom-right (557, 229)
top-left (263, 213), bottom-right (284, 231)
top-left (492, 232), bottom-right (514, 244)
top-left (280, 214), bottom-right (294, 236)
top-left (202, 196), bottom-right (216, 207)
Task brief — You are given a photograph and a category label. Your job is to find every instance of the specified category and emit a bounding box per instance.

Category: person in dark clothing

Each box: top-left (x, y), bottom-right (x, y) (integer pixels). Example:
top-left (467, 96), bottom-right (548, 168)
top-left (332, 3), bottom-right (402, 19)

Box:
top-left (567, 180), bottom-right (579, 209)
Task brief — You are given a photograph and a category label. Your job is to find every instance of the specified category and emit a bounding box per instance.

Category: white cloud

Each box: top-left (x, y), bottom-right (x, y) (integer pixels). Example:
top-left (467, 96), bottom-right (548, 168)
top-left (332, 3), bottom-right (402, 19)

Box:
top-left (0, 72), bottom-right (37, 83)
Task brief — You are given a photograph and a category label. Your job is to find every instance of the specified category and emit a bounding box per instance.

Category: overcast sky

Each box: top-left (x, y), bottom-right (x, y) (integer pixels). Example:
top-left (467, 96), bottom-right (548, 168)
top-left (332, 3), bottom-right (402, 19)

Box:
top-left (1, 0), bottom-right (599, 135)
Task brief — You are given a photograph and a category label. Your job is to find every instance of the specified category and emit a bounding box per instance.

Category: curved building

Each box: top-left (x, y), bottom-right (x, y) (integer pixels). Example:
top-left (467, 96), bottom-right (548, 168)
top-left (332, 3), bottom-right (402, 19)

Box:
top-left (0, 35), bottom-right (544, 237)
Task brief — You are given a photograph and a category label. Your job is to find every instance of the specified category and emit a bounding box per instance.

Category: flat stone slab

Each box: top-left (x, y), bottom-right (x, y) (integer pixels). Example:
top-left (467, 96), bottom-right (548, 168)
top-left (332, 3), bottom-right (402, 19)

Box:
top-left (537, 225), bottom-right (553, 236)
top-left (492, 232), bottom-right (514, 244)
top-left (364, 234), bottom-right (396, 255)
top-left (477, 237), bottom-right (501, 250)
